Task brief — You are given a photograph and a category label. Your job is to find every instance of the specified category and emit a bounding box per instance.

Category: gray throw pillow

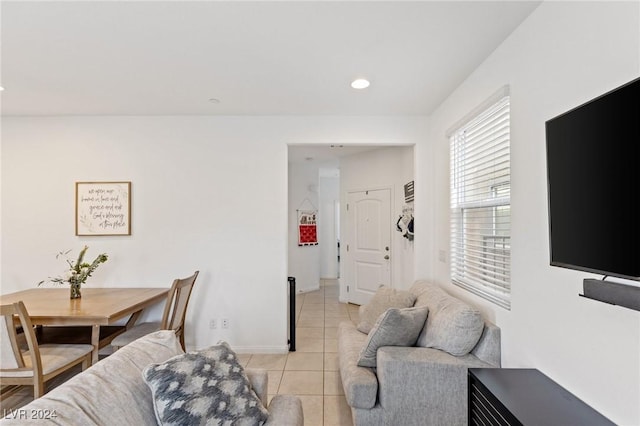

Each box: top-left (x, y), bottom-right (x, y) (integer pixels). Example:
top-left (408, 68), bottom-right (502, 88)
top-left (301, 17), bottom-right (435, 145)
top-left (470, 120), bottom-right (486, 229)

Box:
top-left (142, 341), bottom-right (269, 426)
top-left (357, 287), bottom-right (417, 334)
top-left (357, 306), bottom-right (429, 368)
top-left (414, 284), bottom-right (485, 356)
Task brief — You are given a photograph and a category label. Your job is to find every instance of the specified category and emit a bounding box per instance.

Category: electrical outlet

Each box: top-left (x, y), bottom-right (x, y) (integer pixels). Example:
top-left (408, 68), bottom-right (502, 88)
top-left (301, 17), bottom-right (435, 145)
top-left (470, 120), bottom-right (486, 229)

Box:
top-left (209, 319), bottom-right (217, 329)
top-left (222, 318), bottom-right (230, 329)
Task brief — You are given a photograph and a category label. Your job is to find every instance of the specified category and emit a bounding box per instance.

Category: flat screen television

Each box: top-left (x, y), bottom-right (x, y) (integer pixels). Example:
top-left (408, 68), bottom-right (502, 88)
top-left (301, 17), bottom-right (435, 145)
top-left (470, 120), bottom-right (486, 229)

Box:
top-left (546, 77), bottom-right (640, 281)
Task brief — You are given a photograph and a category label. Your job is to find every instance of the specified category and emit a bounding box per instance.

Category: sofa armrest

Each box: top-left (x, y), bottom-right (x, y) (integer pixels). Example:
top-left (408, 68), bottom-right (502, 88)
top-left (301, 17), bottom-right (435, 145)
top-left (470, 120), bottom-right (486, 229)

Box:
top-left (246, 368), bottom-right (268, 407)
top-left (338, 321), bottom-right (379, 409)
top-left (265, 395), bottom-right (304, 426)
top-left (471, 321), bottom-right (501, 367)
top-left (376, 346), bottom-right (495, 425)
top-left (245, 367), bottom-right (303, 425)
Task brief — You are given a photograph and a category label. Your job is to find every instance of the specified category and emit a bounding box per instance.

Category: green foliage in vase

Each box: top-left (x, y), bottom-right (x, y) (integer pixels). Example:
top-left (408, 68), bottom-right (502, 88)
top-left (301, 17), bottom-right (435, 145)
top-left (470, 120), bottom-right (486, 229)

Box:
top-left (38, 245), bottom-right (108, 287)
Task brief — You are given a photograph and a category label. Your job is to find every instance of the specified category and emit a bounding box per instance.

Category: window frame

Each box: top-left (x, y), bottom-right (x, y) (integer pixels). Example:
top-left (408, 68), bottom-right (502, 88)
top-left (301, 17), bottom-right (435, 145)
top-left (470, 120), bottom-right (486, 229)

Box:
top-left (448, 88), bottom-right (511, 310)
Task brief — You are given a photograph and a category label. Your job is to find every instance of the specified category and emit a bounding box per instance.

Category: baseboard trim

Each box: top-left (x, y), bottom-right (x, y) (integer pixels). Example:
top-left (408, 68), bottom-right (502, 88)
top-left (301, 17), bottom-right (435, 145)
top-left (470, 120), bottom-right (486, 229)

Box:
top-left (232, 345), bottom-right (289, 354)
top-left (296, 286), bottom-right (320, 294)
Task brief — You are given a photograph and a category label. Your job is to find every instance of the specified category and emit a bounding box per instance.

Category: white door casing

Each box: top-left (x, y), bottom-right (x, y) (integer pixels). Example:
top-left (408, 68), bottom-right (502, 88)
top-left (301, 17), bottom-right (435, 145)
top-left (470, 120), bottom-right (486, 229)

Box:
top-left (345, 188), bottom-right (392, 305)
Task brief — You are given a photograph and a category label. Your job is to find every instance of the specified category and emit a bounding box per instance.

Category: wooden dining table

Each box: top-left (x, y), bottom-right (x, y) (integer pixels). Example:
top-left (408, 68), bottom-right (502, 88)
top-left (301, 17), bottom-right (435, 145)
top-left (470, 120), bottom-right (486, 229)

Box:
top-left (0, 287), bottom-right (169, 364)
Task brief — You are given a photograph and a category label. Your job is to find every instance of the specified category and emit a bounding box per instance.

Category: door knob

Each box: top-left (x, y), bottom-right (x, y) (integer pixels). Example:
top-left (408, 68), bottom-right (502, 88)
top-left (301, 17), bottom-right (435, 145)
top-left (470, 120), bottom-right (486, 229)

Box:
top-left (384, 255), bottom-right (390, 260)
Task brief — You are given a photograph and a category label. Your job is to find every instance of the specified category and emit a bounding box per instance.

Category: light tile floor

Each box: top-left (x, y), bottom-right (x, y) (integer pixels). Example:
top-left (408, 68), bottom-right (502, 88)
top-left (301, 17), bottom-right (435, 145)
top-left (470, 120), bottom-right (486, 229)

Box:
top-left (238, 278), bottom-right (358, 426)
top-left (1, 279), bottom-right (358, 426)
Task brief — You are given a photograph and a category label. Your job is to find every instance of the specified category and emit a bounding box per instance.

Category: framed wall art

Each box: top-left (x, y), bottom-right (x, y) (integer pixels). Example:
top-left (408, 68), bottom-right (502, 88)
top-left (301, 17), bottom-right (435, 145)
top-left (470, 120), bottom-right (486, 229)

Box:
top-left (298, 210), bottom-right (318, 246)
top-left (76, 181), bottom-right (131, 236)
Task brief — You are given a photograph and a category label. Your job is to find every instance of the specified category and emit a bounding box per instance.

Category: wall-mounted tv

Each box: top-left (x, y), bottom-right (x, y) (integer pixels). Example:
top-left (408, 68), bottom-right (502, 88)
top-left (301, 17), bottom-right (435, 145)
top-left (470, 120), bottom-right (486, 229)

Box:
top-left (546, 77), bottom-right (639, 281)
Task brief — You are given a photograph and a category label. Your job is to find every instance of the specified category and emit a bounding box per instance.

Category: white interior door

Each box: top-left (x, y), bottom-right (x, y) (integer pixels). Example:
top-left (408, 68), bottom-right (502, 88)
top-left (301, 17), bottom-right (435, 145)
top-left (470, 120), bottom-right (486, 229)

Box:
top-left (346, 188), bottom-right (392, 305)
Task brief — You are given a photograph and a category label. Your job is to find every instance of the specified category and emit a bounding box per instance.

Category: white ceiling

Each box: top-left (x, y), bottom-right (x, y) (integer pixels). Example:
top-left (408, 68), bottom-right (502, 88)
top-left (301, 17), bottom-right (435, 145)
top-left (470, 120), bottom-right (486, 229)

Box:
top-left (0, 1), bottom-right (541, 117)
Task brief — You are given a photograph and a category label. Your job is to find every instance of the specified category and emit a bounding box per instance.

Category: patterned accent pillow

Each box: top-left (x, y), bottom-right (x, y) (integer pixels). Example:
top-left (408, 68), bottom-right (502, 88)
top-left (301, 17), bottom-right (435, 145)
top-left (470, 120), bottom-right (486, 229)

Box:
top-left (357, 286), bottom-right (417, 334)
top-left (142, 341), bottom-right (269, 426)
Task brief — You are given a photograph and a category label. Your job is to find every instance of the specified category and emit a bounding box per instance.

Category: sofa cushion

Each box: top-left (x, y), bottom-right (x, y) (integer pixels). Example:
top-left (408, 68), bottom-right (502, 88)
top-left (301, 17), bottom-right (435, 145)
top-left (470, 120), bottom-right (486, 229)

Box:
top-left (357, 287), bottom-right (416, 334)
top-left (338, 321), bottom-right (379, 409)
top-left (413, 282), bottom-right (485, 356)
top-left (143, 341), bottom-right (269, 426)
top-left (357, 306), bottom-right (429, 368)
top-left (409, 280), bottom-right (434, 307)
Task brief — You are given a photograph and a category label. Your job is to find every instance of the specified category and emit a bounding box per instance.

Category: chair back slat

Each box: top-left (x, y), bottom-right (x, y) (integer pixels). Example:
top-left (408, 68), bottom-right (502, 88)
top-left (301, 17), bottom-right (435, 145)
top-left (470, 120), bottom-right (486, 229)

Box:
top-left (0, 302), bottom-right (43, 375)
top-left (0, 308), bottom-right (23, 369)
top-left (161, 271), bottom-right (199, 333)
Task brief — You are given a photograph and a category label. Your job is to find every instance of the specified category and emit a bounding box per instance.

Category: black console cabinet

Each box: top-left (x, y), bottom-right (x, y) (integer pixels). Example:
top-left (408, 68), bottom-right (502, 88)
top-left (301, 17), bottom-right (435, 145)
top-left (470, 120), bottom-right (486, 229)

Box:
top-left (468, 368), bottom-right (614, 426)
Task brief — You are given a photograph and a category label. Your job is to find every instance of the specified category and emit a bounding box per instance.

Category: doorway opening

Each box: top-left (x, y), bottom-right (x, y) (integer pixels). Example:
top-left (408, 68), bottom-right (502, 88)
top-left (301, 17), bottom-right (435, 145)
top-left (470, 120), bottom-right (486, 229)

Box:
top-left (287, 145), bottom-right (415, 304)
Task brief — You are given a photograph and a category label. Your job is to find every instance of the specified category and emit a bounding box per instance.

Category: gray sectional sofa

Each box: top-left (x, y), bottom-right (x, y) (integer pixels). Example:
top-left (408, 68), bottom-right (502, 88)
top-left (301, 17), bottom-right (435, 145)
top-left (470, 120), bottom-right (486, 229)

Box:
top-left (1, 331), bottom-right (303, 426)
top-left (338, 280), bottom-right (501, 426)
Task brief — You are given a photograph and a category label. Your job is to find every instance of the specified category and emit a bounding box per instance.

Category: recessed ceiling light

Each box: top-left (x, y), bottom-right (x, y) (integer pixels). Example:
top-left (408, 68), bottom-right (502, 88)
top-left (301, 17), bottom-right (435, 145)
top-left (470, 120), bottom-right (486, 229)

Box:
top-left (351, 79), bottom-right (370, 90)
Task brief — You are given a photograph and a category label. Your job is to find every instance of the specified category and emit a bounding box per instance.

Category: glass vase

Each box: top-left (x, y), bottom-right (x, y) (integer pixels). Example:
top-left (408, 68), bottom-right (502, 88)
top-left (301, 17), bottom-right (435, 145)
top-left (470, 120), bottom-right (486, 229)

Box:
top-left (70, 282), bottom-right (82, 299)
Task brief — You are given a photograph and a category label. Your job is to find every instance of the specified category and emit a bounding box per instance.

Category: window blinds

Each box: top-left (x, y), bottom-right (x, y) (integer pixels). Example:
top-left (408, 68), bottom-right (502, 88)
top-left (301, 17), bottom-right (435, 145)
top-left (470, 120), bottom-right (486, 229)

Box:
top-left (450, 96), bottom-right (511, 309)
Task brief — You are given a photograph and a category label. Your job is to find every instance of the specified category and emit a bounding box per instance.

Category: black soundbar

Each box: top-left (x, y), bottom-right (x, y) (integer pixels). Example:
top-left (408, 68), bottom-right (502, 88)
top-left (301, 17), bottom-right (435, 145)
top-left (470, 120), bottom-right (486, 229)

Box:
top-left (581, 279), bottom-right (640, 312)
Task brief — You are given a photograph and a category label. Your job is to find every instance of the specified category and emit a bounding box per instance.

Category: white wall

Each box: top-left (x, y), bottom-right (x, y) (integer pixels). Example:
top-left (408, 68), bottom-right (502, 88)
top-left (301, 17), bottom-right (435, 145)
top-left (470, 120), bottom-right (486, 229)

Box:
top-left (288, 161), bottom-right (321, 292)
top-left (421, 2), bottom-right (639, 424)
top-left (1, 115), bottom-right (427, 353)
top-left (339, 146), bottom-right (415, 301)
top-left (318, 167), bottom-right (340, 279)
top-left (287, 160), bottom-right (341, 292)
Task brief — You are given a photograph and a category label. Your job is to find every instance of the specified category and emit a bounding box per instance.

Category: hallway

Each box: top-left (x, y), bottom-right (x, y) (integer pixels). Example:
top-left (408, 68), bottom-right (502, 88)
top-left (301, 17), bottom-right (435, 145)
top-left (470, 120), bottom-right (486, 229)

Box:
top-left (241, 279), bottom-right (358, 426)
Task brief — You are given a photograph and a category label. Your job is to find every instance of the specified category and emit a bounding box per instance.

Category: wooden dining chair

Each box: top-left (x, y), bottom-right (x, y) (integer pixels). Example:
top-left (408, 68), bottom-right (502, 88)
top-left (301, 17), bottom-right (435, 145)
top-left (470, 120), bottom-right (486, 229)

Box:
top-left (0, 301), bottom-right (93, 400)
top-left (111, 270), bottom-right (199, 351)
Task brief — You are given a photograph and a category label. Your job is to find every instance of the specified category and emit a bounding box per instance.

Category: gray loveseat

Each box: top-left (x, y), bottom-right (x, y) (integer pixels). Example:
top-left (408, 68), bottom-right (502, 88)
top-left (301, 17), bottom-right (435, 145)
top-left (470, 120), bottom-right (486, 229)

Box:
top-left (1, 331), bottom-right (303, 426)
top-left (338, 280), bottom-right (501, 426)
